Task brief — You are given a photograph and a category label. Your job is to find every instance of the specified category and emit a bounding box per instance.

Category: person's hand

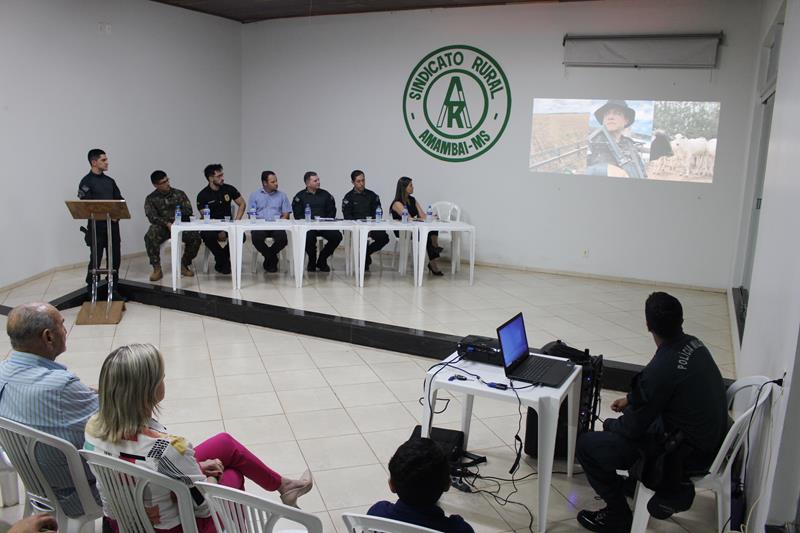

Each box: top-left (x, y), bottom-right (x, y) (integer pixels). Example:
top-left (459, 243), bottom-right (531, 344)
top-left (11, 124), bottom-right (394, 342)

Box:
top-left (611, 396), bottom-right (629, 412)
top-left (9, 514), bottom-right (58, 533)
top-left (217, 231), bottom-right (228, 242)
top-left (199, 458), bottom-right (224, 478)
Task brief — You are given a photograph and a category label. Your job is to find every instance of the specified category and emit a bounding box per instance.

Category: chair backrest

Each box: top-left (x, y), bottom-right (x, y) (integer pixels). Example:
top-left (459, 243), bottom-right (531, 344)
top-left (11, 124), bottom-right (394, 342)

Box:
top-left (80, 450), bottom-right (199, 533)
top-left (430, 201), bottom-right (461, 222)
top-left (703, 377), bottom-right (775, 481)
top-left (341, 513), bottom-right (440, 533)
top-left (196, 481), bottom-right (323, 533)
top-left (0, 417), bottom-right (100, 517)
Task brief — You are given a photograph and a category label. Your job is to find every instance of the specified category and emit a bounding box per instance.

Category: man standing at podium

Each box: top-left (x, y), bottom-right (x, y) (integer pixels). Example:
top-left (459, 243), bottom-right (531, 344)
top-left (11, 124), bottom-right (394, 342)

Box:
top-left (77, 149), bottom-right (123, 295)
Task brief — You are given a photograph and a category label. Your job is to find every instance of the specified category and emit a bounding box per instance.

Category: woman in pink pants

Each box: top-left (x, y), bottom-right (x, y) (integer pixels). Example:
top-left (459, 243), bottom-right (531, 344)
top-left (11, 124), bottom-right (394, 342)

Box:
top-left (85, 344), bottom-right (312, 533)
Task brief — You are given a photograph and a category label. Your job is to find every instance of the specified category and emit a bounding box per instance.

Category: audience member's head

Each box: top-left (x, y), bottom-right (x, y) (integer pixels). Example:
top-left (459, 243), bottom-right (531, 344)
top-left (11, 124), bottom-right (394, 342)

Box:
top-left (6, 303), bottom-right (67, 360)
top-left (94, 343), bottom-right (165, 443)
top-left (388, 437), bottom-right (450, 507)
top-left (303, 171), bottom-right (320, 192)
top-left (645, 291), bottom-right (684, 341)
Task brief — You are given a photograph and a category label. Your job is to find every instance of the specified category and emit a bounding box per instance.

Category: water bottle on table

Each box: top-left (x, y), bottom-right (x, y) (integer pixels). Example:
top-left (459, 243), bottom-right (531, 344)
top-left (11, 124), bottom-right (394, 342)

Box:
top-left (375, 206), bottom-right (383, 221)
top-left (426, 205), bottom-right (433, 222)
top-left (304, 203), bottom-right (312, 221)
top-left (202, 204), bottom-right (211, 223)
top-left (174, 205), bottom-right (182, 225)
top-left (401, 206), bottom-right (409, 223)
top-left (248, 207), bottom-right (257, 222)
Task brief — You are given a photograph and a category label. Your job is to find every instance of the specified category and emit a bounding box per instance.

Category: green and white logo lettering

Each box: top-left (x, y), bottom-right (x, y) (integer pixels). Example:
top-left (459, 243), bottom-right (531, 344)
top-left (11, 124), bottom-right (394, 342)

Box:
top-left (403, 45), bottom-right (511, 162)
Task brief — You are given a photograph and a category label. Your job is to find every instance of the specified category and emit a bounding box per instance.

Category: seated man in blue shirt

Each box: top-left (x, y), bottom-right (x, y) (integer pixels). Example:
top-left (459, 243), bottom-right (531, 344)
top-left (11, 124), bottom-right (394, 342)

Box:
top-left (1, 302), bottom-right (100, 516)
top-left (368, 438), bottom-right (474, 533)
top-left (247, 171), bottom-right (292, 273)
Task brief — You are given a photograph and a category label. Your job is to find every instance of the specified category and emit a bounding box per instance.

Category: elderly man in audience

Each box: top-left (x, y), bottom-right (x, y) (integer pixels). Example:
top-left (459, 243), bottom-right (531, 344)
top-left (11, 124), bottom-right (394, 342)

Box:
top-left (0, 302), bottom-right (100, 516)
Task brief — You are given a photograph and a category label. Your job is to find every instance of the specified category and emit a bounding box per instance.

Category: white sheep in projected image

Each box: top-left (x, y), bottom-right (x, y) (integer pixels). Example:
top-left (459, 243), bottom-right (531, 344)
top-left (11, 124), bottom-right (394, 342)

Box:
top-left (670, 135), bottom-right (717, 177)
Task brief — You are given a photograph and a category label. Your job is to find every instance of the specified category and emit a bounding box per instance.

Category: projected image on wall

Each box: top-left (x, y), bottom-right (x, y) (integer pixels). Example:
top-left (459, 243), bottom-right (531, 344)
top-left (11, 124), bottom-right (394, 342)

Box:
top-left (529, 99), bottom-right (720, 183)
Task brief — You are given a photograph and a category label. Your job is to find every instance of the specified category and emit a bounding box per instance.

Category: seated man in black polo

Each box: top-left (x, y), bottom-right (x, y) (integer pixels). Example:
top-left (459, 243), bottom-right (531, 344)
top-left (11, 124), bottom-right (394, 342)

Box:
top-left (576, 292), bottom-right (728, 532)
top-left (292, 171), bottom-right (342, 272)
top-left (196, 164), bottom-right (246, 275)
top-left (342, 170), bottom-right (389, 271)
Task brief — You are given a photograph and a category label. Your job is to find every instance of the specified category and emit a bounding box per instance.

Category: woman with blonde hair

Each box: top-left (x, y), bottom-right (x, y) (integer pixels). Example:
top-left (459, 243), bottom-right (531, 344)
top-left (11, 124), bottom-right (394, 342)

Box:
top-left (85, 344), bottom-right (312, 532)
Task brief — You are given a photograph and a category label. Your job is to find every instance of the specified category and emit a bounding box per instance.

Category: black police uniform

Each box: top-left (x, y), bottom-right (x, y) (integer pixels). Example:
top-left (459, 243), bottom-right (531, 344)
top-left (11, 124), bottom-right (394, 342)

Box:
top-left (342, 188), bottom-right (389, 269)
top-left (78, 171), bottom-right (123, 287)
top-left (577, 333), bottom-right (728, 513)
top-left (291, 188), bottom-right (342, 270)
top-left (196, 184), bottom-right (241, 271)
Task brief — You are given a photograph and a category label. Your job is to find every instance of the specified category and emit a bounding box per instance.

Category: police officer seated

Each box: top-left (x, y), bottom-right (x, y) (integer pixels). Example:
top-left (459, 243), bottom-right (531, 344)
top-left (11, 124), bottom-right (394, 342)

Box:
top-left (576, 292), bottom-right (728, 533)
top-left (196, 164), bottom-right (246, 275)
top-left (292, 171), bottom-right (342, 272)
top-left (342, 170), bottom-right (389, 271)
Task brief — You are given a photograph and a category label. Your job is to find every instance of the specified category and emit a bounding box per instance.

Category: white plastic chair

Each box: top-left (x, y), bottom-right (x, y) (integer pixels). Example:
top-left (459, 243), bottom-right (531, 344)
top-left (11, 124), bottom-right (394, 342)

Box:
top-left (341, 513), bottom-right (439, 533)
top-left (0, 447), bottom-right (19, 507)
top-left (80, 450), bottom-right (200, 533)
top-left (430, 201), bottom-right (461, 272)
top-left (0, 417), bottom-right (102, 533)
top-left (250, 237), bottom-right (293, 275)
top-left (196, 481), bottom-right (322, 533)
top-left (625, 376), bottom-right (774, 533)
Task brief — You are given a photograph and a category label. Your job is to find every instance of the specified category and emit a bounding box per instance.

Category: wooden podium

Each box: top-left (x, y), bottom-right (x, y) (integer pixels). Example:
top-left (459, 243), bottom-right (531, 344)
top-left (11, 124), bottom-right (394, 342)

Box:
top-left (65, 200), bottom-right (131, 325)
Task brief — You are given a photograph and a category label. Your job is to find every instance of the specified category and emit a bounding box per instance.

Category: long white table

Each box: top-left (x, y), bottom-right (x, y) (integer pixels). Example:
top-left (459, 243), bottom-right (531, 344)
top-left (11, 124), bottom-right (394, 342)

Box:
top-left (170, 220), bottom-right (237, 291)
top-left (416, 220), bottom-right (476, 286)
top-left (233, 219), bottom-right (296, 290)
top-left (354, 219), bottom-right (419, 287)
top-left (422, 352), bottom-right (581, 533)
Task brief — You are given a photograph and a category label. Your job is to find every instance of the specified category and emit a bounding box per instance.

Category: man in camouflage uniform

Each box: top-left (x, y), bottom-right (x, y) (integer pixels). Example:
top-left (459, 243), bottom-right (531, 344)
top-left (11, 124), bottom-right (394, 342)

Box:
top-left (144, 170), bottom-right (200, 281)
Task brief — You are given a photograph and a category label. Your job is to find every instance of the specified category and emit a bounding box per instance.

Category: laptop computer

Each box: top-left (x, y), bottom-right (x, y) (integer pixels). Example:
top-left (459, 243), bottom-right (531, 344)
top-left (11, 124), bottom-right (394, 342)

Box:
top-left (497, 313), bottom-right (574, 387)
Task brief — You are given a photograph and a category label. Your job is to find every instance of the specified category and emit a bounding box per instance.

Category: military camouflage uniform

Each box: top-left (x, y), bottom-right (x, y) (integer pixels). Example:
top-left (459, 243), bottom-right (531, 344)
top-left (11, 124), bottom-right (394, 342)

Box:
top-left (144, 188), bottom-right (200, 267)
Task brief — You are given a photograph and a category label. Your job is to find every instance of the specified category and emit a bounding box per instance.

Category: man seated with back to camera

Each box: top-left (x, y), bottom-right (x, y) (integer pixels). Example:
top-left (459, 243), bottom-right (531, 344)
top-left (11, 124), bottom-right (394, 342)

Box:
top-left (292, 171), bottom-right (341, 272)
top-left (342, 170), bottom-right (389, 271)
top-left (368, 437), bottom-right (474, 533)
top-left (576, 292), bottom-right (728, 533)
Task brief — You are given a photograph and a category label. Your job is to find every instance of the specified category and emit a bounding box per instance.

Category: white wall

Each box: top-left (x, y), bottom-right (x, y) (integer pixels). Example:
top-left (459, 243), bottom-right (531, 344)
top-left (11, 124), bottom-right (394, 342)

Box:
top-left (242, 0), bottom-right (760, 289)
top-left (738, 0), bottom-right (800, 527)
top-left (0, 0), bottom-right (241, 288)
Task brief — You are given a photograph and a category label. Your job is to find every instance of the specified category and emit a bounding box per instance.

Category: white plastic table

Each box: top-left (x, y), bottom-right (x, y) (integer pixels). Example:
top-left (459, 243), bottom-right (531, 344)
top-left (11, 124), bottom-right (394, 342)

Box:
top-left (353, 220), bottom-right (419, 287)
top-left (292, 220), bottom-right (359, 288)
top-left (170, 220), bottom-right (237, 291)
top-left (421, 352), bottom-right (581, 533)
top-left (415, 220), bottom-right (476, 286)
top-left (233, 219), bottom-right (296, 289)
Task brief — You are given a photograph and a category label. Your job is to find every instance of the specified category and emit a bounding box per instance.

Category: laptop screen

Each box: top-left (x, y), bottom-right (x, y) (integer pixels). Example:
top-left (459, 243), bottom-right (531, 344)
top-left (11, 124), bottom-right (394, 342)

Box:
top-left (497, 313), bottom-right (529, 368)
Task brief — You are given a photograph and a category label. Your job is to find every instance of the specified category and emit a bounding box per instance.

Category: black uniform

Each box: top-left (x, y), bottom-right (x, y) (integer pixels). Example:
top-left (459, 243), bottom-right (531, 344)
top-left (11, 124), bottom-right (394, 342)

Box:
top-left (196, 184), bottom-right (241, 271)
top-left (77, 171), bottom-right (123, 286)
top-left (391, 195), bottom-right (439, 261)
top-left (292, 188), bottom-right (342, 269)
top-left (342, 188), bottom-right (389, 268)
top-left (577, 333), bottom-right (728, 511)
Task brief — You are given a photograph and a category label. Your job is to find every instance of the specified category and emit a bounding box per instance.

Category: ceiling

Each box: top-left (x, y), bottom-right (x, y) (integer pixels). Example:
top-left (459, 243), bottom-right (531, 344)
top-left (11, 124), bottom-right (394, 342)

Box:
top-left (151, 0), bottom-right (574, 23)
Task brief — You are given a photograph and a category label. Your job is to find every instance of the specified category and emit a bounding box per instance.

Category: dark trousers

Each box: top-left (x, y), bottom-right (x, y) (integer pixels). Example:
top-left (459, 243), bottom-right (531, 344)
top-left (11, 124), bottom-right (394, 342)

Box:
top-left (366, 231), bottom-right (390, 257)
top-left (577, 429), bottom-right (712, 511)
top-left (200, 230), bottom-right (241, 268)
top-left (305, 230), bottom-right (342, 264)
top-left (252, 230), bottom-right (288, 268)
top-left (85, 225), bottom-right (121, 286)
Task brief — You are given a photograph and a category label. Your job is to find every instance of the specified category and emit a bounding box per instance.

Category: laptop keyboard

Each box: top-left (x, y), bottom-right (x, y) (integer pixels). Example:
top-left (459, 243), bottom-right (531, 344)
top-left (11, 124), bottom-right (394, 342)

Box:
top-left (514, 356), bottom-right (555, 382)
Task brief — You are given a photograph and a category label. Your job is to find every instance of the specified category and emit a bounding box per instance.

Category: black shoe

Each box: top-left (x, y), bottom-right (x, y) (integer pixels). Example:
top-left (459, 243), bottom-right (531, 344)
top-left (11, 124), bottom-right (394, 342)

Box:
top-left (263, 258), bottom-right (270, 271)
top-left (307, 263), bottom-right (317, 272)
top-left (427, 263), bottom-right (444, 276)
top-left (647, 483), bottom-right (695, 519)
top-left (577, 507), bottom-right (632, 532)
top-left (266, 263), bottom-right (278, 273)
top-left (623, 477), bottom-right (638, 499)
top-left (365, 255), bottom-right (372, 272)
top-left (434, 246), bottom-right (444, 254)
top-left (215, 263), bottom-right (231, 275)
top-left (316, 260), bottom-right (330, 272)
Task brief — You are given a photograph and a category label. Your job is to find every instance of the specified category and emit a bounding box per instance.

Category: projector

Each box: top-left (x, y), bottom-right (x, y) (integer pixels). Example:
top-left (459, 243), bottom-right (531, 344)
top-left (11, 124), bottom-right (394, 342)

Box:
top-left (457, 334), bottom-right (503, 366)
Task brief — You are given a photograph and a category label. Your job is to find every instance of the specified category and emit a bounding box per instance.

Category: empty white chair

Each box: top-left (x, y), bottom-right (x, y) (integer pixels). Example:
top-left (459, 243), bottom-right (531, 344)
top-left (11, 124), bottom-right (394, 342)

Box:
top-left (80, 450), bottom-right (199, 533)
top-left (196, 481), bottom-right (322, 533)
top-left (625, 376), bottom-right (775, 533)
top-left (341, 513), bottom-right (439, 533)
top-left (0, 417), bottom-right (102, 533)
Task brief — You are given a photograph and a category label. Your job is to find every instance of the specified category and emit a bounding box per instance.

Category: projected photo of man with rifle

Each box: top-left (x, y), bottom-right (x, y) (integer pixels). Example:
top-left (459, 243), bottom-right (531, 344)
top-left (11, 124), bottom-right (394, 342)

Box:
top-left (529, 98), bottom-right (720, 183)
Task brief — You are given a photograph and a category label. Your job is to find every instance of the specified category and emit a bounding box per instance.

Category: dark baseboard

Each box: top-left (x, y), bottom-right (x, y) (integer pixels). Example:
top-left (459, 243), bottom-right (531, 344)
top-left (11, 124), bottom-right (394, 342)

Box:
top-left (0, 278), bottom-right (658, 392)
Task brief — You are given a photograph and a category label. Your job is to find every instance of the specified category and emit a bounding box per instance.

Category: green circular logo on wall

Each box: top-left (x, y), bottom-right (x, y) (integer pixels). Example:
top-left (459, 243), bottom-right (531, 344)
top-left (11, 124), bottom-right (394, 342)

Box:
top-left (403, 45), bottom-right (511, 162)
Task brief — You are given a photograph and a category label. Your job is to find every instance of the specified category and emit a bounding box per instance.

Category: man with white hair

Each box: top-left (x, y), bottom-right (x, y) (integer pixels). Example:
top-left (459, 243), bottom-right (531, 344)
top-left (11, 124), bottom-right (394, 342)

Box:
top-left (0, 302), bottom-right (99, 515)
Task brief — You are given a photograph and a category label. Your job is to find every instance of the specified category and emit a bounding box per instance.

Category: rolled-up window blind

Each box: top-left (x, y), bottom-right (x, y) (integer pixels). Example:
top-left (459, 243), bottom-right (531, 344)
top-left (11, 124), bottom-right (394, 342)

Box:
top-left (563, 33), bottom-right (723, 68)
